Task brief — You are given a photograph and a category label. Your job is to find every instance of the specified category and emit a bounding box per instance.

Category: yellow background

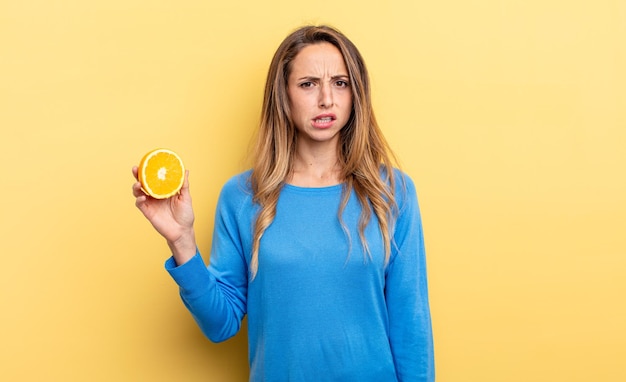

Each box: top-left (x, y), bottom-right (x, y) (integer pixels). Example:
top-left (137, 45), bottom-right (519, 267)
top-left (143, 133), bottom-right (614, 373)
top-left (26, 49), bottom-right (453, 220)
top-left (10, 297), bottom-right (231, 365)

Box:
top-left (1, 1), bottom-right (624, 381)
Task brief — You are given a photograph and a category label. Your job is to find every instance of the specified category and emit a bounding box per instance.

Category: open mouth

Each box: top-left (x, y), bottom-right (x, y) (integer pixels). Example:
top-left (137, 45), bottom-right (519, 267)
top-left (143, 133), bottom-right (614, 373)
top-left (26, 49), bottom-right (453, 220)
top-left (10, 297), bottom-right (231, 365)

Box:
top-left (314, 117), bottom-right (334, 123)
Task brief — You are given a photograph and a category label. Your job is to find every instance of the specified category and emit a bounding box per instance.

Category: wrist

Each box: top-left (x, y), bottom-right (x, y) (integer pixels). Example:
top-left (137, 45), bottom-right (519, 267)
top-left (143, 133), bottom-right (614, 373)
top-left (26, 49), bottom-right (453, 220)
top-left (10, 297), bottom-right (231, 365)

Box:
top-left (167, 230), bottom-right (197, 265)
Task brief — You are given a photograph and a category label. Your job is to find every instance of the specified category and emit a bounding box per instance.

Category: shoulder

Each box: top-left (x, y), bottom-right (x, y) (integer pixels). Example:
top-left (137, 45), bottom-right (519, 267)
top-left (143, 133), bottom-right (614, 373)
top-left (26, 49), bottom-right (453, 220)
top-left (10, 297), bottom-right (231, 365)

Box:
top-left (391, 168), bottom-right (415, 188)
top-left (388, 168), bottom-right (419, 213)
top-left (217, 170), bottom-right (255, 210)
top-left (221, 169), bottom-right (253, 195)
top-left (388, 168), bottom-right (416, 197)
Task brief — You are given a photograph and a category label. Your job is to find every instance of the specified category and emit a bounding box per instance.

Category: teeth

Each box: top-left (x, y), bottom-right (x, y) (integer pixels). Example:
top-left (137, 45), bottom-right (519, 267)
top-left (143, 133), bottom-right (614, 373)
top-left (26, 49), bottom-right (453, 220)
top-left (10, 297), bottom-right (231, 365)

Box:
top-left (316, 117), bottom-right (332, 122)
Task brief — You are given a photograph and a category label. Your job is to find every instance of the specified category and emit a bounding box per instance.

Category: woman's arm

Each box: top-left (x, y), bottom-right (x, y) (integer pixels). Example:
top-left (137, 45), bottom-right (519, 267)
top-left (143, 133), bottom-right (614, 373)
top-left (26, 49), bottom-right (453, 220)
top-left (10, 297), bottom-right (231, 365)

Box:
top-left (165, 175), bottom-right (250, 342)
top-left (385, 173), bottom-right (435, 381)
top-left (133, 168), bottom-right (248, 342)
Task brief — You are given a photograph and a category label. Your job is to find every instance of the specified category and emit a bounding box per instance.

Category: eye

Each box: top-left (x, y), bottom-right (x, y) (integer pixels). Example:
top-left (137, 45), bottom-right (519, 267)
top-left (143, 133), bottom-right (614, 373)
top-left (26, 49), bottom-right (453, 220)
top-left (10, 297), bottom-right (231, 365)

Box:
top-left (335, 80), bottom-right (349, 88)
top-left (299, 81), bottom-right (314, 88)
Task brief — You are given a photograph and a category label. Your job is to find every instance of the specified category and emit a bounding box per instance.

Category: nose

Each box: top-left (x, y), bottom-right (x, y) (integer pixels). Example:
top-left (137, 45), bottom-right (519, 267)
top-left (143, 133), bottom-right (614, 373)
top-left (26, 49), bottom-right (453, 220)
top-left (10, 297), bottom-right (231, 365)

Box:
top-left (318, 83), bottom-right (333, 108)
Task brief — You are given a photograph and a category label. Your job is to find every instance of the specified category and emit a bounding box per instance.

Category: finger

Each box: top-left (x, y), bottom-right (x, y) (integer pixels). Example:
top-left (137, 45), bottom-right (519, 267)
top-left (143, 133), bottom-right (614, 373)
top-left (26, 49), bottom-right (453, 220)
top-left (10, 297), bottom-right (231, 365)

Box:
top-left (132, 181), bottom-right (146, 198)
top-left (182, 169), bottom-right (190, 189)
top-left (135, 194), bottom-right (147, 208)
top-left (179, 169), bottom-right (192, 199)
top-left (132, 166), bottom-right (139, 180)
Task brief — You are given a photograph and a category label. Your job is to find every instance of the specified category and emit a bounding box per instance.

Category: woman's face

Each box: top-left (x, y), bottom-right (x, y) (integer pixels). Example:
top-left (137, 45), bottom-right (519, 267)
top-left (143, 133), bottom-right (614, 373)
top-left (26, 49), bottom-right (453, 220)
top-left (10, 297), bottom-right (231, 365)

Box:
top-left (287, 42), bottom-right (353, 148)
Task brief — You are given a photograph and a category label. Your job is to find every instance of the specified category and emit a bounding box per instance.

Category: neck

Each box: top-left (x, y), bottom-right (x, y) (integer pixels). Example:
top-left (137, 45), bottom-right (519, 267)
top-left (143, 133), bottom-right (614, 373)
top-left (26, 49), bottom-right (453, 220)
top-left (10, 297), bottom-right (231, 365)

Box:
top-left (288, 144), bottom-right (342, 187)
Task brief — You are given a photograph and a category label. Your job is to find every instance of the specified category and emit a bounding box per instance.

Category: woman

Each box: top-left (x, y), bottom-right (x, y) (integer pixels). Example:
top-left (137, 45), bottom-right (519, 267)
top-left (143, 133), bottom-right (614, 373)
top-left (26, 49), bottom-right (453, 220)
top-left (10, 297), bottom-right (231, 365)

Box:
top-left (132, 25), bottom-right (434, 381)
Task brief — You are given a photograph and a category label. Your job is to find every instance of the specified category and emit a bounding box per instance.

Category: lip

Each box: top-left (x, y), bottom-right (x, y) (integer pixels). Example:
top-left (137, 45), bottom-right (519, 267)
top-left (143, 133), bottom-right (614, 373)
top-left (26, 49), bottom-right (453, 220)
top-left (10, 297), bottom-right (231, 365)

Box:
top-left (311, 113), bottom-right (336, 129)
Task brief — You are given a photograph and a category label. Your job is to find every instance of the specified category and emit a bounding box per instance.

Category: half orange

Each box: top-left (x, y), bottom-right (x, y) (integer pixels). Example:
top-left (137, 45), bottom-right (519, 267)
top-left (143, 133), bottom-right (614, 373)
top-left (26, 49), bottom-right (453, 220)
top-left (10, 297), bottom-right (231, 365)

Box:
top-left (138, 148), bottom-right (185, 199)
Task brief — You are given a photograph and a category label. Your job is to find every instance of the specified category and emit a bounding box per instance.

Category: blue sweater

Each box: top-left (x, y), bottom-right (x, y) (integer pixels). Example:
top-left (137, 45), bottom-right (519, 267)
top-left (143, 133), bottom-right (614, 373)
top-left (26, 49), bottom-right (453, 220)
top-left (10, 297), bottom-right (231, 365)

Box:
top-left (166, 170), bottom-right (434, 381)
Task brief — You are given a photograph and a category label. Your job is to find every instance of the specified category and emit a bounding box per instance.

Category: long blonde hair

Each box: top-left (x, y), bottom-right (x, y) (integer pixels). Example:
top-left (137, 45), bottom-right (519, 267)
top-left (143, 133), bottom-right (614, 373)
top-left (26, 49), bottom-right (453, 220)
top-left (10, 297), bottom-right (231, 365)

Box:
top-left (249, 25), bottom-right (399, 278)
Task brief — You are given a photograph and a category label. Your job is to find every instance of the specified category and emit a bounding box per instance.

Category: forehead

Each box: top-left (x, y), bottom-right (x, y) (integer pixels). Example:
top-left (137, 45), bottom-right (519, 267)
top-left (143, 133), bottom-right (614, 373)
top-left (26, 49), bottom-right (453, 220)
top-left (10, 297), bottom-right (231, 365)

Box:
top-left (289, 42), bottom-right (348, 76)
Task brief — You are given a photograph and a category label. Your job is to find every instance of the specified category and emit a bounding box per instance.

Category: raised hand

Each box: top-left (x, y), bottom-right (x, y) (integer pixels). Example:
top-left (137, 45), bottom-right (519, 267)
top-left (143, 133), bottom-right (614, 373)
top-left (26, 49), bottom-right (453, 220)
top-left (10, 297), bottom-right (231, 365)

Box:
top-left (132, 166), bottom-right (197, 265)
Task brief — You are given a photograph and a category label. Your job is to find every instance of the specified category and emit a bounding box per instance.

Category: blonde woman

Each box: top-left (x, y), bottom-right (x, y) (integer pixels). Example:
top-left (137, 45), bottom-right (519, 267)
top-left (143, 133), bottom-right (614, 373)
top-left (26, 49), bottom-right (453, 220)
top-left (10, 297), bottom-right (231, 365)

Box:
top-left (132, 25), bottom-right (434, 381)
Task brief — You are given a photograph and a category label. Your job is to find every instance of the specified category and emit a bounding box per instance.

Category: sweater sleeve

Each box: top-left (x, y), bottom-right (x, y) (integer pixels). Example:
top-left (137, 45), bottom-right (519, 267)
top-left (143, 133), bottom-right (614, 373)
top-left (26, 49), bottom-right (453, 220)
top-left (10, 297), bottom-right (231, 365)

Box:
top-left (165, 176), bottom-right (250, 343)
top-left (385, 172), bottom-right (435, 381)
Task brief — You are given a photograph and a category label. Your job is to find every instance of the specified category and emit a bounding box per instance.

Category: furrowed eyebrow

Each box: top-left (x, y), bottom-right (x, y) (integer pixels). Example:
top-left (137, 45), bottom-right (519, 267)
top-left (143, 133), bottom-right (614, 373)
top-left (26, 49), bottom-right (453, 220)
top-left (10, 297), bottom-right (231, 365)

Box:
top-left (331, 75), bottom-right (350, 81)
top-left (295, 75), bottom-right (350, 82)
top-left (296, 76), bottom-right (319, 82)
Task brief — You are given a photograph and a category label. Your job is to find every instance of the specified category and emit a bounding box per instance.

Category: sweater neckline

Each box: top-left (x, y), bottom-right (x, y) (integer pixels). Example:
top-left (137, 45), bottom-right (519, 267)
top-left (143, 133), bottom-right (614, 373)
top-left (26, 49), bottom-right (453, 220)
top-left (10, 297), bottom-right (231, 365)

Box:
top-left (282, 182), bottom-right (344, 194)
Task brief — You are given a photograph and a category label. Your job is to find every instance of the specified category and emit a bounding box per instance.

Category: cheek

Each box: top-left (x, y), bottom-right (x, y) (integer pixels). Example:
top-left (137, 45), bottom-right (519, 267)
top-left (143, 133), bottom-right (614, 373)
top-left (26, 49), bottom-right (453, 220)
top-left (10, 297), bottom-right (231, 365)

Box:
top-left (287, 98), bottom-right (301, 122)
top-left (341, 94), bottom-right (354, 113)
top-left (290, 97), bottom-right (310, 117)
top-left (346, 91), bottom-right (354, 104)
